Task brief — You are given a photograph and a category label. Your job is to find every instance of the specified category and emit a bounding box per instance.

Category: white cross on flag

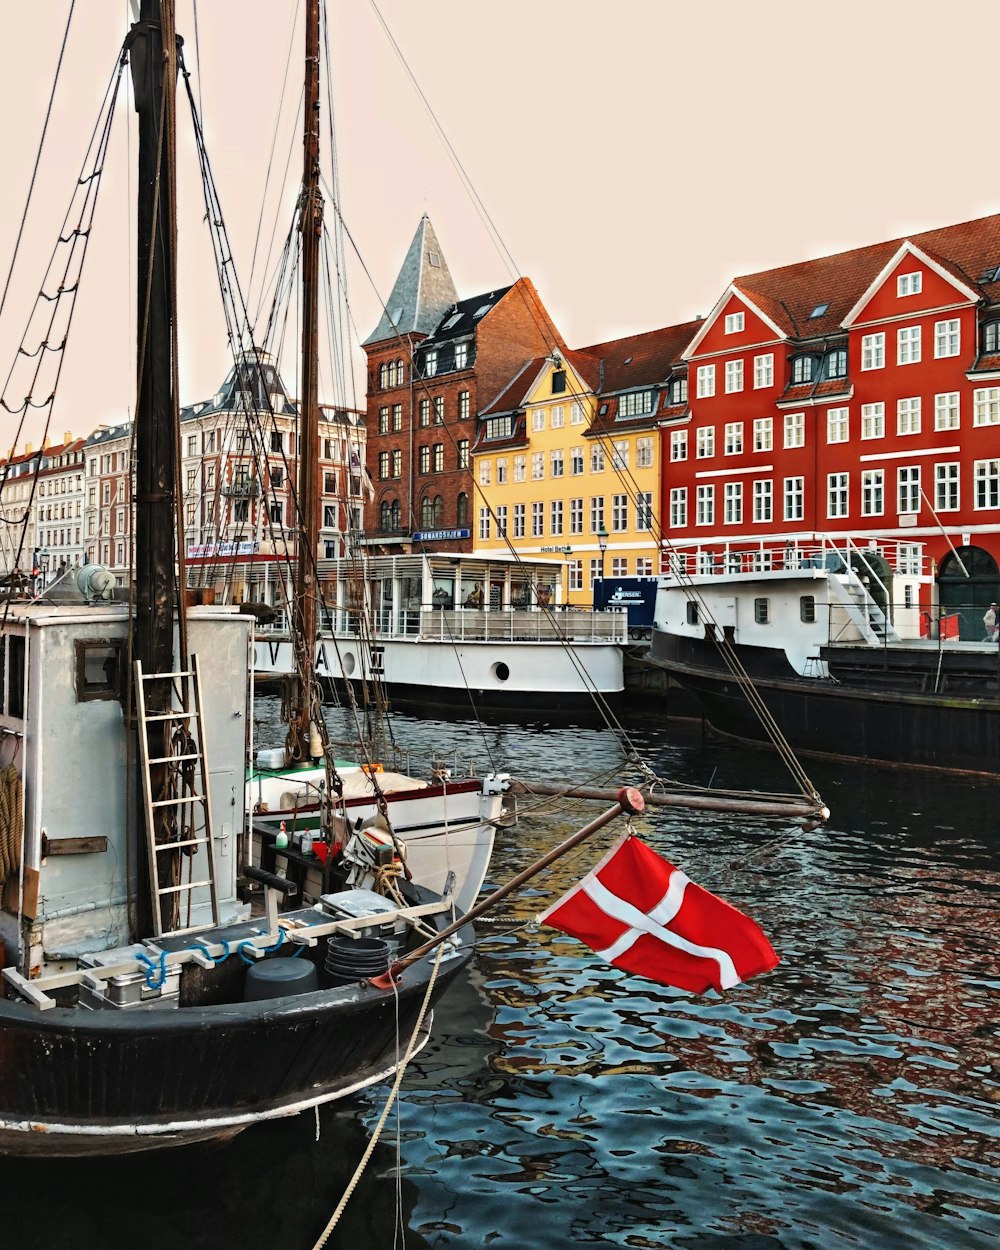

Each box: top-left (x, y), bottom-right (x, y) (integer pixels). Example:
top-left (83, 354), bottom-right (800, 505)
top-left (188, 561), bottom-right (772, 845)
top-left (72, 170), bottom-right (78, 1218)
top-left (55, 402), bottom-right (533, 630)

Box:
top-left (538, 833), bottom-right (778, 994)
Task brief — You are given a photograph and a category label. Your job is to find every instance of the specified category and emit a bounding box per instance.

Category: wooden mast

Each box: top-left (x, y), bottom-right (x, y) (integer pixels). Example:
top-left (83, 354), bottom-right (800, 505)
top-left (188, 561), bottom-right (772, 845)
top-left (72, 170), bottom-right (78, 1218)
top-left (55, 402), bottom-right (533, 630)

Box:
top-left (128, 0), bottom-right (180, 936)
top-left (286, 0), bottom-right (323, 763)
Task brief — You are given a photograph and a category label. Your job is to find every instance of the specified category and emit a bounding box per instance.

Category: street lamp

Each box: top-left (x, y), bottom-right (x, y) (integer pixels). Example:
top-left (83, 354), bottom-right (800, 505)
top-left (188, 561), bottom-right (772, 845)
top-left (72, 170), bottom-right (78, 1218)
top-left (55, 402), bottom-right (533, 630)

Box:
top-left (597, 524), bottom-right (609, 579)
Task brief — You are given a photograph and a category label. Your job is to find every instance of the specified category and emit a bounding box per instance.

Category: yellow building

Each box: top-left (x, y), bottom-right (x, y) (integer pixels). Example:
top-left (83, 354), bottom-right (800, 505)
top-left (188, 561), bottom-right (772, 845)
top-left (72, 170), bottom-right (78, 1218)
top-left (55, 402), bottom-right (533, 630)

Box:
top-left (472, 330), bottom-right (694, 603)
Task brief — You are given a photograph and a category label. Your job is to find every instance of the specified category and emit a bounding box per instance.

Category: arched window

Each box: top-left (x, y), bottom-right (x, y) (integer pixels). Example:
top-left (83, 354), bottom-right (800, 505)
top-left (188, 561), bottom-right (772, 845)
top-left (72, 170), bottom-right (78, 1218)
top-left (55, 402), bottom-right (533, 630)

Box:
top-left (420, 496), bottom-right (435, 528)
top-left (456, 492), bottom-right (469, 526)
top-left (791, 355), bottom-right (816, 384)
top-left (433, 495), bottom-right (444, 525)
top-left (825, 348), bottom-right (847, 379)
top-left (378, 362), bottom-right (388, 389)
top-left (380, 497), bottom-right (401, 531)
top-left (983, 320), bottom-right (1000, 355)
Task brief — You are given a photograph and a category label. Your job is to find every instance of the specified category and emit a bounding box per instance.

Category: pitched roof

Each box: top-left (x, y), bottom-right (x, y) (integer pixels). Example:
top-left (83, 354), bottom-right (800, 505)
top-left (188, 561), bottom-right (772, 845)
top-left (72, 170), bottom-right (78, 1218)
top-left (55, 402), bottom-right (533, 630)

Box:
top-left (733, 213), bottom-right (1000, 340)
top-left (365, 215), bottom-right (459, 346)
top-left (422, 285), bottom-right (513, 345)
top-left (578, 320), bottom-right (703, 392)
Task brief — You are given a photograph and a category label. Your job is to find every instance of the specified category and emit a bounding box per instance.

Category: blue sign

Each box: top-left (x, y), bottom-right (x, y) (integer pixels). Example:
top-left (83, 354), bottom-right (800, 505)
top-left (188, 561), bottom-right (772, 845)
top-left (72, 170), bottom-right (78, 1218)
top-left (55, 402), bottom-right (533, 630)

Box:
top-left (593, 576), bottom-right (658, 629)
top-left (411, 528), bottom-right (470, 542)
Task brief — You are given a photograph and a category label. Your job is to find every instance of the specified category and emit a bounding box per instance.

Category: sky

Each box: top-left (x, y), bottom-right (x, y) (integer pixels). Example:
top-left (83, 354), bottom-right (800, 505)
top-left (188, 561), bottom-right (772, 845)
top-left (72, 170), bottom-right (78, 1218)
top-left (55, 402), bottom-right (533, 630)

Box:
top-left (0, 0), bottom-right (996, 451)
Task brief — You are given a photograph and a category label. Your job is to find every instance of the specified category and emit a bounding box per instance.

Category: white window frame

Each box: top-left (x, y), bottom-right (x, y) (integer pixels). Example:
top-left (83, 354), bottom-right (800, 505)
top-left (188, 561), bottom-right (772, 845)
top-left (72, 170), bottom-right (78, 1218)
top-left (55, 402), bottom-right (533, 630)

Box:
top-left (861, 402), bottom-right (885, 440)
top-left (783, 412), bottom-right (804, 448)
top-left (783, 476), bottom-right (804, 522)
top-left (531, 408), bottom-right (545, 432)
top-left (934, 462), bottom-right (960, 512)
top-left (753, 479), bottom-right (773, 523)
top-left (974, 458), bottom-right (1000, 510)
top-left (827, 471), bottom-right (849, 519)
top-left (696, 364), bottom-right (716, 398)
top-left (669, 487), bottom-right (687, 528)
top-left (897, 396), bottom-right (921, 436)
top-left (861, 469), bottom-right (884, 516)
top-left (934, 392), bottom-right (960, 431)
top-left (897, 271), bottom-right (922, 296)
top-left (725, 359), bottom-right (744, 393)
top-left (723, 480), bottom-right (742, 525)
top-left (826, 407), bottom-right (849, 444)
top-left (591, 444), bottom-right (605, 473)
top-left (897, 325), bottom-right (922, 365)
top-left (861, 332), bottom-right (885, 370)
top-left (611, 493), bottom-right (628, 532)
top-left (897, 465), bottom-right (921, 514)
top-left (695, 483), bottom-right (714, 526)
top-left (636, 436), bottom-right (654, 467)
top-left (753, 417), bottom-right (772, 452)
top-left (724, 311), bottom-right (745, 334)
top-left (724, 421), bottom-right (744, 455)
top-left (696, 427), bottom-right (715, 459)
top-left (753, 353), bottom-right (774, 389)
top-left (934, 318), bottom-right (960, 358)
top-left (973, 387), bottom-right (1000, 426)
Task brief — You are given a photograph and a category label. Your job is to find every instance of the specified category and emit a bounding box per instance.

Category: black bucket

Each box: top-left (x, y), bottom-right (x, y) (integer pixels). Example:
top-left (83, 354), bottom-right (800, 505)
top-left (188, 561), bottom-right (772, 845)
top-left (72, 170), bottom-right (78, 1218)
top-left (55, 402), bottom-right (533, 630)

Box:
top-left (244, 957), bottom-right (319, 1002)
top-left (324, 936), bottom-right (391, 985)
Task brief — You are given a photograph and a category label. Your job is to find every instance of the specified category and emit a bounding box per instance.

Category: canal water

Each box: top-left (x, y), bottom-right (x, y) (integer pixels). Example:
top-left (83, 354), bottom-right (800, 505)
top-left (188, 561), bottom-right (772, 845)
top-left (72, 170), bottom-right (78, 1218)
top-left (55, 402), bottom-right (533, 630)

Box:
top-left (5, 702), bottom-right (998, 1248)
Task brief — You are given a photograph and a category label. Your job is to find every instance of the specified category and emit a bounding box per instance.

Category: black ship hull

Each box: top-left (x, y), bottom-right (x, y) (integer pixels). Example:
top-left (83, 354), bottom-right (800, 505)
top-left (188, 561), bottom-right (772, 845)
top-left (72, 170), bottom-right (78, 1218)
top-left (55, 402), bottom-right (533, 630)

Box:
top-left (647, 631), bottom-right (1000, 778)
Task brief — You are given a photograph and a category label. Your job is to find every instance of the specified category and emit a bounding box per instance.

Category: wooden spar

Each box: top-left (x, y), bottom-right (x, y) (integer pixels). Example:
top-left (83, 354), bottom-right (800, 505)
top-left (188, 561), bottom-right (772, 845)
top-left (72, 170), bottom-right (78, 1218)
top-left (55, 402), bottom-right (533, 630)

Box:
top-left (508, 778), bottom-right (829, 823)
top-left (381, 787), bottom-right (646, 977)
top-left (286, 0), bottom-right (323, 764)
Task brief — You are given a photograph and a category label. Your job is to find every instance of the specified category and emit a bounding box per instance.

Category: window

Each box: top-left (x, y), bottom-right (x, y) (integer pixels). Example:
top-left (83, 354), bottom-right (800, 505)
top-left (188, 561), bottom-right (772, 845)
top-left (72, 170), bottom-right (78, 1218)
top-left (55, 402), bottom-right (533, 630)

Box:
top-left (270, 430), bottom-right (283, 453)
top-left (562, 446), bottom-right (581, 477)
top-left (861, 403), bottom-right (885, 439)
top-left (433, 444), bottom-right (444, 473)
top-left (611, 557), bottom-right (628, 578)
top-left (897, 397), bottom-right (921, 435)
top-left (724, 422), bottom-right (744, 455)
top-left (532, 452), bottom-right (545, 480)
top-left (75, 640), bottom-right (123, 703)
top-left (935, 462), bottom-right (960, 511)
top-left (754, 598), bottom-right (770, 625)
top-left (590, 496), bottom-right (605, 533)
top-left (513, 503), bottom-right (525, 538)
top-left (696, 484), bottom-right (714, 526)
top-left (590, 444), bottom-right (605, 473)
top-left (550, 448), bottom-right (564, 477)
top-left (589, 559), bottom-right (601, 590)
top-left (378, 451), bottom-right (390, 480)
top-left (611, 494), bottom-right (629, 531)
top-left (478, 507), bottom-right (491, 540)
top-left (825, 349), bottom-right (848, 379)
top-left (800, 596), bottom-right (816, 623)
top-left (696, 427), bottom-right (715, 458)
top-left (753, 353), bottom-right (774, 389)
top-left (458, 391), bottom-right (470, 420)
top-left (551, 370), bottom-right (567, 394)
top-left (670, 377), bottom-right (688, 405)
top-left (418, 446), bottom-right (431, 475)
top-left (897, 544), bottom-right (922, 575)
top-left (568, 559), bottom-right (583, 591)
top-left (551, 404), bottom-right (565, 428)
top-left (392, 404), bottom-right (402, 431)
top-left (457, 439), bottom-right (470, 469)
top-left (827, 472), bottom-right (849, 518)
top-left (433, 397), bottom-right (444, 424)
top-left (532, 408), bottom-right (545, 433)
top-left (861, 332), bottom-right (885, 370)
top-left (457, 493), bottom-right (470, 526)
top-left (897, 325), bottom-right (921, 365)
top-left (669, 487), bottom-right (687, 527)
top-left (783, 412), bottom-right (804, 448)
top-left (532, 501), bottom-right (544, 537)
top-left (636, 437), bottom-right (653, 467)
top-left (550, 499), bottom-right (564, 534)
top-left (753, 479), bottom-right (772, 523)
top-left (424, 349), bottom-right (438, 377)
top-left (571, 401), bottom-right (585, 425)
top-left (791, 355), bottom-right (814, 384)
top-left (378, 407), bottom-right (389, 435)
top-left (897, 465), bottom-right (921, 514)
top-left (935, 319), bottom-right (960, 358)
top-left (419, 399), bottom-right (430, 427)
top-left (861, 469), bottom-right (884, 516)
top-left (670, 430), bottom-right (687, 461)
top-left (513, 455), bottom-right (526, 482)
top-left (725, 311), bottom-right (745, 334)
top-left (753, 417), bottom-right (773, 452)
top-left (696, 364), bottom-right (716, 398)
top-left (478, 458), bottom-right (491, 485)
top-left (454, 342), bottom-right (468, 370)
top-left (570, 498), bottom-right (583, 534)
top-left (974, 387), bottom-right (1000, 426)
top-left (636, 491), bottom-right (653, 531)
top-left (897, 271), bottom-right (922, 296)
top-left (827, 407), bottom-right (849, 443)
top-left (983, 321), bottom-right (1000, 354)
top-left (618, 391), bottom-right (655, 418)
top-left (934, 392), bottom-right (960, 431)
top-left (496, 456), bottom-right (508, 483)
top-left (975, 459), bottom-right (1000, 510)
top-left (495, 504), bottom-right (506, 536)
top-left (724, 481), bottom-right (742, 524)
top-left (725, 360), bottom-right (744, 393)
top-left (391, 449), bottom-right (402, 478)
top-left (269, 500), bottom-right (284, 525)
top-left (323, 504), bottom-right (338, 528)
top-left (636, 557), bottom-right (653, 577)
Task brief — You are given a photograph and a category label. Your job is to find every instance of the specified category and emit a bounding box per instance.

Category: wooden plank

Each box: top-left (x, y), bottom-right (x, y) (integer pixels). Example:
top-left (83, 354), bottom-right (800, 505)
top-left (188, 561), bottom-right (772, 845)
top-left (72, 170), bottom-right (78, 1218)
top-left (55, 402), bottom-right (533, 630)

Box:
top-left (41, 835), bottom-right (109, 857)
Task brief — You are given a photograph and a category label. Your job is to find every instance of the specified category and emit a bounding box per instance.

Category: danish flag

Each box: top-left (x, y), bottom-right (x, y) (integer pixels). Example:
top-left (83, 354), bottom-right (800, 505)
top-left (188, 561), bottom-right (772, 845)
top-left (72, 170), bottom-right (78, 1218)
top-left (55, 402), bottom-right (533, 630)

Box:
top-left (538, 834), bottom-right (778, 994)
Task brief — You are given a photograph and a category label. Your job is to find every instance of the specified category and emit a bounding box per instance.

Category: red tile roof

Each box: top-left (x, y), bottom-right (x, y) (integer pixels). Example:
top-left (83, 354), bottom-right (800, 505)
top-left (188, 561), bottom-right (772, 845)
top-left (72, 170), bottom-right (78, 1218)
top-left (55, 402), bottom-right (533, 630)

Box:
top-left (577, 320), bottom-right (703, 391)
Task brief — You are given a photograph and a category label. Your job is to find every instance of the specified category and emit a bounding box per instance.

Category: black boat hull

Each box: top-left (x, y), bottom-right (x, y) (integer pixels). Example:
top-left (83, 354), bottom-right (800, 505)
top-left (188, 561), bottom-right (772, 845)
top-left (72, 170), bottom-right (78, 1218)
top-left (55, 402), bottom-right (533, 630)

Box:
top-left (647, 632), bottom-right (1000, 778)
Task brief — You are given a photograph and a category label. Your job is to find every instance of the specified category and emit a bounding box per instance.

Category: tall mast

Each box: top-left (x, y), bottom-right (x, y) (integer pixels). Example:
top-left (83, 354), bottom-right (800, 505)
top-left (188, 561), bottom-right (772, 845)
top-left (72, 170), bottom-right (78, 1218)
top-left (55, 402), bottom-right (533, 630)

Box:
top-left (128, 0), bottom-right (181, 935)
top-left (287, 0), bottom-right (323, 763)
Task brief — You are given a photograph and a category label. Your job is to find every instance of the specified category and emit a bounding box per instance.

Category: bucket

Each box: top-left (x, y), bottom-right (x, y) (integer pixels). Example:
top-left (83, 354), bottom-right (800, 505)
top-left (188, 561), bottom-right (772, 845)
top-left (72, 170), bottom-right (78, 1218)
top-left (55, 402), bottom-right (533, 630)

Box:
top-left (324, 936), bottom-right (391, 985)
top-left (244, 957), bottom-right (319, 1002)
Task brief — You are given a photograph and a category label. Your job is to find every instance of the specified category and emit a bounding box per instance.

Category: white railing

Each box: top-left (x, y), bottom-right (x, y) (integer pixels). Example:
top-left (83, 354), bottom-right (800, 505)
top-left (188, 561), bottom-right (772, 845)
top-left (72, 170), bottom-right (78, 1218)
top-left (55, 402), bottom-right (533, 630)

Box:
top-left (258, 605), bottom-right (627, 644)
top-left (663, 535), bottom-right (931, 580)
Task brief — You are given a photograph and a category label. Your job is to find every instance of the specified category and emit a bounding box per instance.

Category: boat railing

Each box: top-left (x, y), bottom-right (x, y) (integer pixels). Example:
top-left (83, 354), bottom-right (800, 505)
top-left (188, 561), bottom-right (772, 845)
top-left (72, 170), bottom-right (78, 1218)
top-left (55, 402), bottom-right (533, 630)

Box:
top-left (663, 535), bottom-right (932, 580)
top-left (258, 605), bottom-right (627, 643)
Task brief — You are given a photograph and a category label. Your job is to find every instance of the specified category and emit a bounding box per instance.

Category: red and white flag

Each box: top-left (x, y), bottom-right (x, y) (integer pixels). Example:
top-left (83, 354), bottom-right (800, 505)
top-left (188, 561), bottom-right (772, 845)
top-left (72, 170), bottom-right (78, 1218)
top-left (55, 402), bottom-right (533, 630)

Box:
top-left (538, 833), bottom-right (778, 994)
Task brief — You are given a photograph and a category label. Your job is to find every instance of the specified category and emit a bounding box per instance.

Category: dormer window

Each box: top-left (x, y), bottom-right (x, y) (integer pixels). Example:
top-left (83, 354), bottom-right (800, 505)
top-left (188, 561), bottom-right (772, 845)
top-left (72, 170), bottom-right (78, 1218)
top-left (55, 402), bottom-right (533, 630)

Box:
top-left (983, 320), bottom-right (1000, 354)
top-left (670, 377), bottom-right (688, 405)
top-left (724, 311), bottom-right (744, 334)
top-left (790, 355), bottom-right (816, 384)
top-left (825, 349), bottom-right (848, 380)
top-left (424, 349), bottom-right (438, 377)
top-left (454, 341), bottom-right (468, 370)
top-left (551, 370), bottom-right (566, 394)
top-left (897, 271), bottom-right (922, 297)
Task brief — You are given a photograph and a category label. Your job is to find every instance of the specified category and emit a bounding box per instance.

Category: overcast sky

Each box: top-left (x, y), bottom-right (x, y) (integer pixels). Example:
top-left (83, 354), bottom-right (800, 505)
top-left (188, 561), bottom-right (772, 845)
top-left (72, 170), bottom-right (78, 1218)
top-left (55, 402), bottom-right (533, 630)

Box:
top-left (0, 1), bottom-right (994, 450)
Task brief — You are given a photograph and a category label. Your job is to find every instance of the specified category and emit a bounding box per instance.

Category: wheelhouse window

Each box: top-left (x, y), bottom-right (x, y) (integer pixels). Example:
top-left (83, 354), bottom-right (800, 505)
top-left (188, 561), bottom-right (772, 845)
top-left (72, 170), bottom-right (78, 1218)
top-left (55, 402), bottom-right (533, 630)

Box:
top-left (799, 595), bottom-right (816, 623)
top-left (754, 598), bottom-right (770, 624)
top-left (75, 639), bottom-right (122, 703)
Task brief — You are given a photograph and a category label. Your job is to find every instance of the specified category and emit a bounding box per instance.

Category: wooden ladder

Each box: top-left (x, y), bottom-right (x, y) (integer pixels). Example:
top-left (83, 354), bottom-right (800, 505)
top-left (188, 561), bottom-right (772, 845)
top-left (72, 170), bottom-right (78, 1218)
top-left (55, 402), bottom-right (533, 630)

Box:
top-left (135, 654), bottom-right (221, 938)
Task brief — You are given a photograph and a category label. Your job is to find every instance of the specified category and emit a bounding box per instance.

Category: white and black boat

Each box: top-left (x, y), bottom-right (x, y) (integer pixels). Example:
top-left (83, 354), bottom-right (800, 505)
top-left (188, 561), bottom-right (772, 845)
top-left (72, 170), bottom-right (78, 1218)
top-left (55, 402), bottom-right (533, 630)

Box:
top-left (647, 535), bottom-right (1000, 776)
top-left (0, 1), bottom-right (483, 1157)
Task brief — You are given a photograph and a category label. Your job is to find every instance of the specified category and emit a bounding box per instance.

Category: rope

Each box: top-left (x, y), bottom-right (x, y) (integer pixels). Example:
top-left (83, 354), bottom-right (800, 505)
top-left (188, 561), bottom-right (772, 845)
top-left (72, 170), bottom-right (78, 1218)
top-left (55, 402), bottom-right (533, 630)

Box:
top-left (310, 939), bottom-right (445, 1250)
top-left (0, 763), bottom-right (24, 886)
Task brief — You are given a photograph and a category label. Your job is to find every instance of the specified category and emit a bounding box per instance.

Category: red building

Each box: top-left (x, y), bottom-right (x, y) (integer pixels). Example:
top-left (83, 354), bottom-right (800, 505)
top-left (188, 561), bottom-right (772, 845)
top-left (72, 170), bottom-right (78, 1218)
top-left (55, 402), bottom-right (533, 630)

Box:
top-left (661, 213), bottom-right (1000, 617)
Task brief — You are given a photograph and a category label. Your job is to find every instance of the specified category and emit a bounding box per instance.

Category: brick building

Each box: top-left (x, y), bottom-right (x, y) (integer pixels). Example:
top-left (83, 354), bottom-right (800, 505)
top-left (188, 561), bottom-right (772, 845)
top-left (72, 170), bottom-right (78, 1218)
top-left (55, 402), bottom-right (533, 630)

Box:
top-left (364, 215), bottom-right (564, 553)
top-left (661, 213), bottom-right (1000, 625)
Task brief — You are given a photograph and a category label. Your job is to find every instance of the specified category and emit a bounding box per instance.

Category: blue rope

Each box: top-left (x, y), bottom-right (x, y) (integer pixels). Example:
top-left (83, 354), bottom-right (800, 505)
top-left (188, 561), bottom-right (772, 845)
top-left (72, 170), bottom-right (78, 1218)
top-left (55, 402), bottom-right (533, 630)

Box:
top-left (237, 928), bottom-right (285, 965)
top-left (135, 949), bottom-right (169, 990)
top-left (193, 938), bottom-right (231, 966)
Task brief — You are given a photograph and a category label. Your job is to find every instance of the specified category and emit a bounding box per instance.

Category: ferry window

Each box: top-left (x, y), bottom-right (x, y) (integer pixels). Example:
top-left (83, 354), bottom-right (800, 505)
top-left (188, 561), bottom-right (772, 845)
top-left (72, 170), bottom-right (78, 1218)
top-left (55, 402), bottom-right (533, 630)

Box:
top-left (686, 601), bottom-right (699, 626)
top-left (7, 636), bottom-right (24, 718)
top-left (754, 598), bottom-right (770, 624)
top-left (904, 585), bottom-right (915, 609)
top-left (75, 640), bottom-right (122, 702)
top-left (799, 595), bottom-right (816, 623)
